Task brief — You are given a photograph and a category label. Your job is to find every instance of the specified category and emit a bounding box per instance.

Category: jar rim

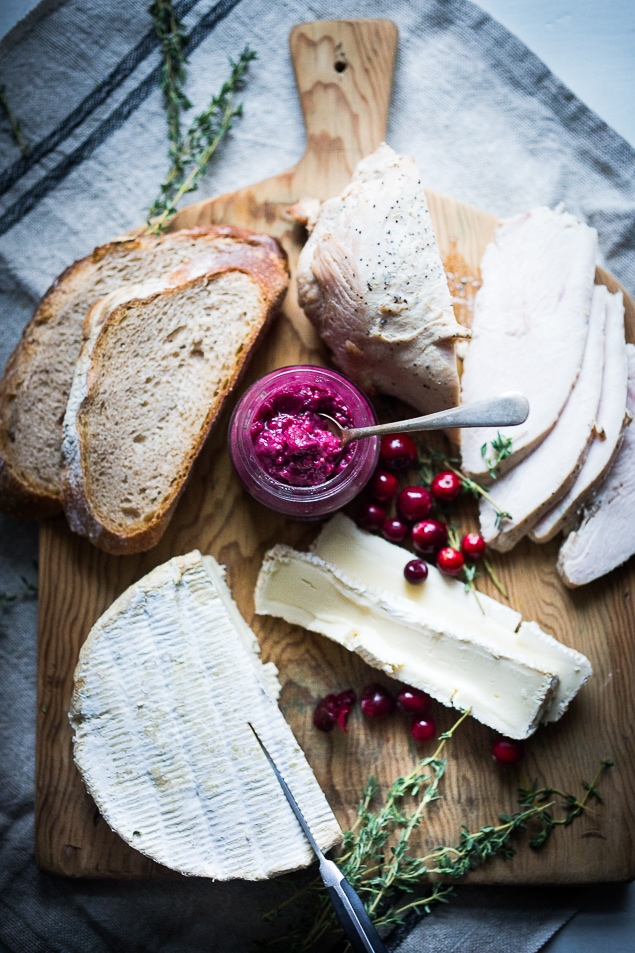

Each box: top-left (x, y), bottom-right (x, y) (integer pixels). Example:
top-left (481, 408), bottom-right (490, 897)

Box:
top-left (228, 365), bottom-right (379, 516)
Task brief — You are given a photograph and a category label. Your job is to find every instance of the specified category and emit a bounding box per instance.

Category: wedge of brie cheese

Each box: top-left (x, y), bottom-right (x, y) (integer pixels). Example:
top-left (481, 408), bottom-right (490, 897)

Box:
top-left (311, 515), bottom-right (592, 724)
top-left (70, 551), bottom-right (341, 879)
top-left (256, 546), bottom-right (559, 740)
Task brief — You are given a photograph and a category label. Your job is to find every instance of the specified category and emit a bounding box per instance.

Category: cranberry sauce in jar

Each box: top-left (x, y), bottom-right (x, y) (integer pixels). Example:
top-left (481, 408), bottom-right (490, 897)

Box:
top-left (229, 366), bottom-right (379, 518)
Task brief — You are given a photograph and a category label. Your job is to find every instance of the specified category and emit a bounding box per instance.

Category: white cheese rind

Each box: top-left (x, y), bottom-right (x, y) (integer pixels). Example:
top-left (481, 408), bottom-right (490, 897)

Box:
top-left (255, 545), bottom-right (558, 740)
top-left (310, 515), bottom-right (591, 723)
top-left (312, 513), bottom-right (522, 633)
top-left (70, 551), bottom-right (341, 880)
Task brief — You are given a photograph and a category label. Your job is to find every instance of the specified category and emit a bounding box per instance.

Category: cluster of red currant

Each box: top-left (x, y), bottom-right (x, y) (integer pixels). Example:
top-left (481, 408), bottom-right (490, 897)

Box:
top-left (312, 682), bottom-right (525, 764)
top-left (313, 682), bottom-right (437, 743)
top-left (354, 433), bottom-right (486, 582)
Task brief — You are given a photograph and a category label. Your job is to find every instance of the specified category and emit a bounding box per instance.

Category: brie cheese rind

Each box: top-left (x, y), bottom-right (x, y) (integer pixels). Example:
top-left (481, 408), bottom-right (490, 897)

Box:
top-left (69, 551), bottom-right (341, 879)
top-left (255, 545), bottom-right (555, 740)
top-left (310, 516), bottom-right (592, 725)
top-left (254, 515), bottom-right (592, 739)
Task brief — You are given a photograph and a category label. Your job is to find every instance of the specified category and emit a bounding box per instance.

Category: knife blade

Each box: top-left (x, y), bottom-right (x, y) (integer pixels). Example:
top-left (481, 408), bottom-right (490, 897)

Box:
top-left (250, 725), bottom-right (388, 953)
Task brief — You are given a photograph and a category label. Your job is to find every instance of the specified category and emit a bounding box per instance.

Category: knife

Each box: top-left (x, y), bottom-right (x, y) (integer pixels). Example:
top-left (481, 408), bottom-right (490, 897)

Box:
top-left (250, 726), bottom-right (388, 953)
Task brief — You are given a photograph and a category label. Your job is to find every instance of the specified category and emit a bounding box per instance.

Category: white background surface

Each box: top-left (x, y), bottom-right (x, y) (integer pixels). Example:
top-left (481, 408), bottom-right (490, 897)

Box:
top-left (1, 1), bottom-right (633, 951)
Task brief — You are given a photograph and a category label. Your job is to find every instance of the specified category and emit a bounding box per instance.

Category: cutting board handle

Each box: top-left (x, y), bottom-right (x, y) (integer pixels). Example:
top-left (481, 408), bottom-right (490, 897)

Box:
top-left (290, 19), bottom-right (398, 194)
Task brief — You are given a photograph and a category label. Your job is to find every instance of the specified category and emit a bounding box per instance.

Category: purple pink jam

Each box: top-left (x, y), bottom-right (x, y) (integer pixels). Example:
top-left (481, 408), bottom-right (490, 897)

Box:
top-left (250, 383), bottom-right (354, 486)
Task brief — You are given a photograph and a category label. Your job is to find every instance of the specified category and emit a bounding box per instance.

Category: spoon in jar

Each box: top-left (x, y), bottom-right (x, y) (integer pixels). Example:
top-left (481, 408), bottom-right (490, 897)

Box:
top-left (319, 392), bottom-right (529, 448)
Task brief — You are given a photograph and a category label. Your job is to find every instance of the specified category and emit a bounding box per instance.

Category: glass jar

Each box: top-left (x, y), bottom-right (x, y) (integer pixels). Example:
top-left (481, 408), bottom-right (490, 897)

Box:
top-left (229, 365), bottom-right (379, 518)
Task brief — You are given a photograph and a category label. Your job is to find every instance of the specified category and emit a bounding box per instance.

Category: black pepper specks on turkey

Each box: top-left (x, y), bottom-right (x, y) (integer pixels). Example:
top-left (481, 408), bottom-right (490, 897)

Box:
top-left (295, 143), bottom-right (469, 415)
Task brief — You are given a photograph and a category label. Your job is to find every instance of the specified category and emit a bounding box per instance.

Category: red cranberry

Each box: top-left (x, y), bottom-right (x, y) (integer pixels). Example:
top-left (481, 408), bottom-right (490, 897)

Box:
top-left (356, 502), bottom-right (385, 532)
top-left (492, 737), bottom-right (525, 765)
top-left (333, 689), bottom-right (356, 732)
top-left (410, 717), bottom-right (437, 742)
top-left (396, 686), bottom-right (431, 715)
top-left (379, 434), bottom-right (418, 471)
top-left (431, 470), bottom-right (463, 502)
top-left (436, 547), bottom-right (465, 576)
top-left (313, 695), bottom-right (338, 732)
top-left (411, 519), bottom-right (448, 555)
top-left (313, 689), bottom-right (356, 733)
top-left (404, 558), bottom-right (429, 583)
top-left (396, 485), bottom-right (432, 522)
top-left (382, 518), bottom-right (409, 544)
top-left (360, 683), bottom-right (395, 719)
top-left (461, 532), bottom-right (486, 560)
top-left (369, 470), bottom-right (399, 503)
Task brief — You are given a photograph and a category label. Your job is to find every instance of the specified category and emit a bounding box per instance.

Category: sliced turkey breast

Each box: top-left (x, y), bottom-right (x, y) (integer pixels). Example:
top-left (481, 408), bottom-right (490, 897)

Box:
top-left (557, 345), bottom-right (635, 587)
top-left (479, 282), bottom-right (606, 551)
top-left (531, 288), bottom-right (628, 543)
top-left (296, 143), bottom-right (469, 415)
top-left (460, 206), bottom-right (597, 481)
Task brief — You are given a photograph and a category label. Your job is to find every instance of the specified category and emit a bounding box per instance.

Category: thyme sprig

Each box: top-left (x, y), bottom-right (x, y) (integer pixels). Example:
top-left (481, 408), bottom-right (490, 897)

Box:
top-left (481, 432), bottom-right (514, 480)
top-left (146, 45), bottom-right (256, 233)
top-left (419, 447), bottom-right (512, 531)
top-left (0, 84), bottom-right (29, 156)
top-left (263, 718), bottom-right (613, 952)
top-left (446, 522), bottom-right (485, 612)
top-left (150, 0), bottom-right (191, 167)
top-left (429, 759), bottom-right (613, 875)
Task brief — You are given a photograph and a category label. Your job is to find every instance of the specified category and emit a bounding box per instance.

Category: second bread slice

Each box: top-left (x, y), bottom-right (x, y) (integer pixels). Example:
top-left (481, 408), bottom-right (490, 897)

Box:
top-left (62, 240), bottom-right (288, 554)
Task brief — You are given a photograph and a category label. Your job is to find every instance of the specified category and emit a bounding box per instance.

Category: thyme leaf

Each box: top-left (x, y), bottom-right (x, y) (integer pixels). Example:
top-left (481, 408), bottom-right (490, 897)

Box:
top-left (481, 432), bottom-right (514, 480)
top-left (418, 448), bottom-right (512, 536)
top-left (146, 45), bottom-right (256, 233)
top-left (0, 84), bottom-right (29, 156)
top-left (150, 0), bottom-right (191, 168)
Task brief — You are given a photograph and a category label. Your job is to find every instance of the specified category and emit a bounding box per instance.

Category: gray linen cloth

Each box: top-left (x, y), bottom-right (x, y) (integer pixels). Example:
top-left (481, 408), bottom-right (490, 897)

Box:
top-left (0, 0), bottom-right (633, 951)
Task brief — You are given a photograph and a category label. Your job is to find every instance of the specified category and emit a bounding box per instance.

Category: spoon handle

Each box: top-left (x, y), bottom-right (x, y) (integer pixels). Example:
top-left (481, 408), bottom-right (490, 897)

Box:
top-left (344, 392), bottom-right (529, 443)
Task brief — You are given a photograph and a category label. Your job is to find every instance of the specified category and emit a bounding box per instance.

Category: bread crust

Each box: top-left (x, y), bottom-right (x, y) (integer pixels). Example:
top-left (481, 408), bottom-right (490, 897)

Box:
top-left (61, 231), bottom-right (288, 554)
top-left (0, 226), bottom-right (279, 520)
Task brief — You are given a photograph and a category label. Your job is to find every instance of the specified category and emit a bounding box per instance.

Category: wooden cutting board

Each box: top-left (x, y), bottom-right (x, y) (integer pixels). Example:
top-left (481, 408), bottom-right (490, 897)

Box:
top-left (36, 18), bottom-right (635, 884)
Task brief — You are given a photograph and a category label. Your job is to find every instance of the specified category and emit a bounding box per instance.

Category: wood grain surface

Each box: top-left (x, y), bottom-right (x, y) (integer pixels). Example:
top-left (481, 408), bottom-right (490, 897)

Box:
top-left (36, 18), bottom-right (635, 884)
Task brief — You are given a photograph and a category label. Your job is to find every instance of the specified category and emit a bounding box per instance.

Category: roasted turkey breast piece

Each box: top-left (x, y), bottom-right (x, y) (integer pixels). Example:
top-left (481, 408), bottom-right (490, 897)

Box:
top-left (460, 206), bottom-right (598, 481)
top-left (531, 288), bottom-right (628, 543)
top-left (296, 143), bottom-right (469, 415)
top-left (479, 281), bottom-right (607, 552)
top-left (557, 344), bottom-right (635, 588)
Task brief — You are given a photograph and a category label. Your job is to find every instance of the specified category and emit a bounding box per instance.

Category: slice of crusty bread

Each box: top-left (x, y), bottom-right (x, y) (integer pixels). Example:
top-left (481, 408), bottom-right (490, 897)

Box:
top-left (0, 226), bottom-right (285, 519)
top-left (61, 239), bottom-right (288, 554)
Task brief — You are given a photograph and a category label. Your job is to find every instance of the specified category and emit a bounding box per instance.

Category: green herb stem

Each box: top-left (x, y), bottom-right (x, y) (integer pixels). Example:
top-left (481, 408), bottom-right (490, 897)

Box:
top-left (419, 449), bottom-right (512, 529)
top-left (270, 721), bottom-right (613, 952)
top-left (146, 46), bottom-right (256, 233)
top-left (150, 0), bottom-right (191, 163)
top-left (481, 432), bottom-right (514, 480)
top-left (482, 557), bottom-right (509, 599)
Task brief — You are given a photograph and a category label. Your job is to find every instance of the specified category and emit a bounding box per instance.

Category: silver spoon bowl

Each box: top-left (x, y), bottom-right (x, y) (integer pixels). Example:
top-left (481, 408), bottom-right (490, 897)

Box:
top-left (319, 392), bottom-right (529, 448)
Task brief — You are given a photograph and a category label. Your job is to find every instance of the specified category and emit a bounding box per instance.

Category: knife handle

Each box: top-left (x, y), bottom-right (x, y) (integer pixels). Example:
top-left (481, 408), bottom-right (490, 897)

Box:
top-left (326, 875), bottom-right (388, 953)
